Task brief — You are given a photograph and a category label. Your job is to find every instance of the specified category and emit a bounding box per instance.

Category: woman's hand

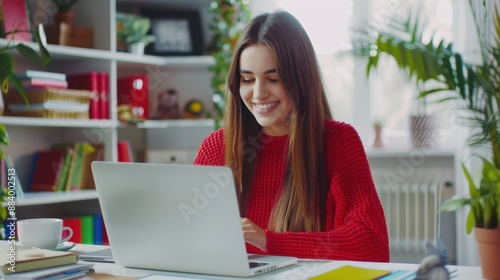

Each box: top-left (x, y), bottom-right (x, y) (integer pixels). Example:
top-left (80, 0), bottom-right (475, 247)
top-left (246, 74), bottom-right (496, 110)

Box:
top-left (241, 217), bottom-right (267, 252)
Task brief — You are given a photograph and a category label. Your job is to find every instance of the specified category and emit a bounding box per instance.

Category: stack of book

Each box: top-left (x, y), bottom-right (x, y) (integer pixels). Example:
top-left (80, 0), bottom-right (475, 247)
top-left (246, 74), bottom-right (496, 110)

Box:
top-left (27, 141), bottom-right (105, 192)
top-left (67, 71), bottom-right (109, 120)
top-left (4, 70), bottom-right (93, 119)
top-left (0, 246), bottom-right (94, 278)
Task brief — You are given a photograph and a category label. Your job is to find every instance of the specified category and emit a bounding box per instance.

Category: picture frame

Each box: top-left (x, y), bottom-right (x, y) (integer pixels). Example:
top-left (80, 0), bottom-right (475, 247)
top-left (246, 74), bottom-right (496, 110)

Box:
top-left (141, 9), bottom-right (204, 56)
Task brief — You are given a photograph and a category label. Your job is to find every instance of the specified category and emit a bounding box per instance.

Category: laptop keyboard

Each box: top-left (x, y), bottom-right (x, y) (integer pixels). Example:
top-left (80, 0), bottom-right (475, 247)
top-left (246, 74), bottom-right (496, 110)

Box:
top-left (249, 262), bottom-right (268, 268)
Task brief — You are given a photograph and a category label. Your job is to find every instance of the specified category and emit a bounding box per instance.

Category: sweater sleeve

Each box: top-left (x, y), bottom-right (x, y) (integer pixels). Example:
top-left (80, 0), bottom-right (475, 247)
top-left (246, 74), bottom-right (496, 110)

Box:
top-left (193, 129), bottom-right (225, 166)
top-left (264, 123), bottom-right (390, 262)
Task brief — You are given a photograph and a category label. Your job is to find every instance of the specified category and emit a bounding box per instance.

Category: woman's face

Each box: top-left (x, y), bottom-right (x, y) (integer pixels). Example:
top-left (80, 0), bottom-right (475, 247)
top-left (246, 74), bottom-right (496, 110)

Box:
top-left (239, 44), bottom-right (293, 136)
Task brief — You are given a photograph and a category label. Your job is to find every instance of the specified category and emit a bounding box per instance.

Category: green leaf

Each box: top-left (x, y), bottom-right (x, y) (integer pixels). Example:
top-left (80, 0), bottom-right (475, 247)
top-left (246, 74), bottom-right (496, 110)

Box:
top-left (462, 163), bottom-right (479, 197)
top-left (455, 53), bottom-right (466, 99)
top-left (466, 209), bottom-right (475, 234)
top-left (0, 125), bottom-right (10, 146)
top-left (15, 44), bottom-right (41, 64)
top-left (482, 197), bottom-right (493, 227)
top-left (5, 72), bottom-right (29, 104)
top-left (439, 197), bottom-right (470, 212)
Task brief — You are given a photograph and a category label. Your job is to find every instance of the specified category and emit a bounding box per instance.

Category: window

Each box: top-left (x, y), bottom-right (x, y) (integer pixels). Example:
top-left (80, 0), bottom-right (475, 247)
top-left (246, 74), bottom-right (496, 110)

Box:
top-left (272, 0), bottom-right (453, 141)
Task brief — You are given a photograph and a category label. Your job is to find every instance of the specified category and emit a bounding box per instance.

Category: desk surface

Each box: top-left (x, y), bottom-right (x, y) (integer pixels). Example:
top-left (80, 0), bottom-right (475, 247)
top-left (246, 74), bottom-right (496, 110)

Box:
top-left (71, 244), bottom-right (483, 280)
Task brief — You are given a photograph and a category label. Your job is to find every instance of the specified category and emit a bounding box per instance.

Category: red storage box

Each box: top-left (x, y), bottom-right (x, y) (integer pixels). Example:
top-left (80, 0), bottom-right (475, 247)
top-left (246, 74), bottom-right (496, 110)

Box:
top-left (117, 75), bottom-right (149, 119)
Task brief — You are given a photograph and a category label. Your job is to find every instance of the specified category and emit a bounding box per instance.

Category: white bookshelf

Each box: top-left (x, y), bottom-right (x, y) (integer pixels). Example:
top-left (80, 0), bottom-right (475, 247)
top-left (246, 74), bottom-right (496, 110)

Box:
top-left (14, 190), bottom-right (98, 207)
top-left (1, 0), bottom-right (216, 218)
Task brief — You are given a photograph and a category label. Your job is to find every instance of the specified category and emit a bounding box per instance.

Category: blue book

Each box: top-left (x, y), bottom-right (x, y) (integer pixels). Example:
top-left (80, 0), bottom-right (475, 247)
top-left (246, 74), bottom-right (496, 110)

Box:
top-left (26, 151), bottom-right (39, 192)
top-left (93, 215), bottom-right (104, 245)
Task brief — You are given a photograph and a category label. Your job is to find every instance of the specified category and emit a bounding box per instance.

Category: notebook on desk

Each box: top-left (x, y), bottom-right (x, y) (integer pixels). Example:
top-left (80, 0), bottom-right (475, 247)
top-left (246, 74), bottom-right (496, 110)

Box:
top-left (91, 162), bottom-right (297, 277)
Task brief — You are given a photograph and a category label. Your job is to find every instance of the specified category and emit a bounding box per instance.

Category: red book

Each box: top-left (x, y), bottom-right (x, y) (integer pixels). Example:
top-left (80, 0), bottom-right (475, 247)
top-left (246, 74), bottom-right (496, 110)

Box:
top-left (99, 72), bottom-right (109, 119)
top-left (1, 0), bottom-right (32, 41)
top-left (117, 141), bottom-right (132, 162)
top-left (63, 218), bottom-right (82, 243)
top-left (20, 78), bottom-right (68, 89)
top-left (67, 72), bottom-right (100, 119)
top-left (102, 218), bottom-right (109, 245)
top-left (117, 75), bottom-right (149, 119)
top-left (30, 150), bottom-right (67, 192)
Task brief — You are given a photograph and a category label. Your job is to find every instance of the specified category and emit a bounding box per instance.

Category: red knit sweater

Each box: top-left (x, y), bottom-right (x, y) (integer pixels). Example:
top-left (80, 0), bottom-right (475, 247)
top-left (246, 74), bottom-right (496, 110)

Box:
top-left (194, 120), bottom-right (389, 262)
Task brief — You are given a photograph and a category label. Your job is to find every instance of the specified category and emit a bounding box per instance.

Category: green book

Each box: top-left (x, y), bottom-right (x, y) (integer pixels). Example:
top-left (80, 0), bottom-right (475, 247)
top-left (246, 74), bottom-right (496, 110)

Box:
top-left (56, 149), bottom-right (73, 192)
top-left (69, 143), bottom-right (84, 190)
top-left (81, 215), bottom-right (94, 244)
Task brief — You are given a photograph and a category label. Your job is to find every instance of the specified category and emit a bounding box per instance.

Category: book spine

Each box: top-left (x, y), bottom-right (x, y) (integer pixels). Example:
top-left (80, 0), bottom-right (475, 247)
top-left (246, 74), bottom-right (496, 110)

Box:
top-left (21, 78), bottom-right (69, 89)
top-left (63, 218), bottom-right (82, 243)
top-left (93, 215), bottom-right (104, 245)
top-left (16, 70), bottom-right (67, 81)
top-left (99, 72), bottom-right (109, 119)
top-left (81, 216), bottom-right (94, 244)
top-left (67, 72), bottom-right (100, 119)
top-left (68, 143), bottom-right (84, 190)
top-left (117, 141), bottom-right (132, 162)
top-left (56, 149), bottom-right (73, 192)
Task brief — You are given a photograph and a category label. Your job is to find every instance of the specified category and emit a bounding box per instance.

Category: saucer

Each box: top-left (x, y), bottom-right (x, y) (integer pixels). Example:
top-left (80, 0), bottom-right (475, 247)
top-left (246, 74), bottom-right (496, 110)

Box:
top-left (14, 241), bottom-right (76, 251)
top-left (55, 242), bottom-right (76, 251)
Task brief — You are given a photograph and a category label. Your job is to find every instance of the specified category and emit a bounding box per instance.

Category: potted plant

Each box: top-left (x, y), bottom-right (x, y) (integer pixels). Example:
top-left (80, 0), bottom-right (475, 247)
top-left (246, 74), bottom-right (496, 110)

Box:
top-left (51, 0), bottom-right (80, 26)
top-left (116, 16), bottom-right (156, 55)
top-left (0, 26), bottom-right (50, 238)
top-left (440, 158), bottom-right (500, 278)
top-left (344, 1), bottom-right (500, 277)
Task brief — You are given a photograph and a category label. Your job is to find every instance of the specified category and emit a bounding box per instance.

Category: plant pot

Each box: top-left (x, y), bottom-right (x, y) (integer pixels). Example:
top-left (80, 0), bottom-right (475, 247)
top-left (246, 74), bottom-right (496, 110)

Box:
top-left (54, 11), bottom-right (76, 26)
top-left (475, 227), bottom-right (500, 280)
top-left (129, 42), bottom-right (145, 55)
top-left (410, 114), bottom-right (438, 149)
top-left (372, 125), bottom-right (384, 148)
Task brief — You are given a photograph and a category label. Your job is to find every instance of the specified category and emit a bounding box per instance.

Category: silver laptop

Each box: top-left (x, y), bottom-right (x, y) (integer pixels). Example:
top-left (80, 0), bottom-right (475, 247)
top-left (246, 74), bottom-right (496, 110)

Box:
top-left (91, 162), bottom-right (297, 277)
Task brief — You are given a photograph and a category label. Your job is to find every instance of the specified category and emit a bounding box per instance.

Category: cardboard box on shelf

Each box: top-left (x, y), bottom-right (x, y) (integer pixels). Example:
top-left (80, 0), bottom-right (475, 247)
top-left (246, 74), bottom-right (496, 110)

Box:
top-left (44, 23), bottom-right (93, 49)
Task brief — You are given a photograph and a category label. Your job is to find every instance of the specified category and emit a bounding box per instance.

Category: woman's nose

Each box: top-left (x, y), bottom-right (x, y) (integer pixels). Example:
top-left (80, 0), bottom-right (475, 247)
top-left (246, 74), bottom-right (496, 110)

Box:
top-left (253, 81), bottom-right (268, 100)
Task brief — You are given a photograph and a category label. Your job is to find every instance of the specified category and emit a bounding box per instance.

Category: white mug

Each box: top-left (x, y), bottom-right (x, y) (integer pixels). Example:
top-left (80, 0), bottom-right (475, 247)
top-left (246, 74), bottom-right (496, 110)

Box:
top-left (17, 218), bottom-right (73, 250)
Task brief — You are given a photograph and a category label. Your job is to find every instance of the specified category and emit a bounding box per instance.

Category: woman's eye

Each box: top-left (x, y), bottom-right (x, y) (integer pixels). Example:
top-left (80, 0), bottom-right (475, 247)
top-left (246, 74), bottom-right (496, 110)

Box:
top-left (269, 78), bottom-right (278, 83)
top-left (241, 77), bottom-right (254, 83)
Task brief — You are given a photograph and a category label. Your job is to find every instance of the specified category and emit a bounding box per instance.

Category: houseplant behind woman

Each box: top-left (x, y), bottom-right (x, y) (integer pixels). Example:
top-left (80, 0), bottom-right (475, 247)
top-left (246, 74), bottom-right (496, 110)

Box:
top-left (342, 0), bottom-right (500, 276)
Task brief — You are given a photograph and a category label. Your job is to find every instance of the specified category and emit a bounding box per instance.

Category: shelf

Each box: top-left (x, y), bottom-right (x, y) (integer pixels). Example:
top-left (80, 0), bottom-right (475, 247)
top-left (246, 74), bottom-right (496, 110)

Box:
top-left (0, 39), bottom-right (215, 67)
top-left (11, 190), bottom-right (98, 207)
top-left (366, 147), bottom-right (456, 158)
top-left (0, 116), bottom-right (117, 128)
top-left (119, 118), bottom-right (215, 129)
top-left (115, 53), bottom-right (215, 68)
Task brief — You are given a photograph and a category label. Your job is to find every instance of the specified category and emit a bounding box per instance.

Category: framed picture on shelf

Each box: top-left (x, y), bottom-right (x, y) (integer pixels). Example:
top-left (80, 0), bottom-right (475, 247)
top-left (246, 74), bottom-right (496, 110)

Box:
top-left (141, 9), bottom-right (203, 56)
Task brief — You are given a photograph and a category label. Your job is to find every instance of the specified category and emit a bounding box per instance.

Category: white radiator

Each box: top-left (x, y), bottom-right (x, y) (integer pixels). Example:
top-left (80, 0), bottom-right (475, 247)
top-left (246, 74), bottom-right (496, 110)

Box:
top-left (371, 168), bottom-right (454, 263)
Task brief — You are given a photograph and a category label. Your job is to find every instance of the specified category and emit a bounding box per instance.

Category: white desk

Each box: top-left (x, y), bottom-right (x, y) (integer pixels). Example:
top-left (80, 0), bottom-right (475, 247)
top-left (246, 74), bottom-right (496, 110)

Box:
top-left (71, 244), bottom-right (483, 280)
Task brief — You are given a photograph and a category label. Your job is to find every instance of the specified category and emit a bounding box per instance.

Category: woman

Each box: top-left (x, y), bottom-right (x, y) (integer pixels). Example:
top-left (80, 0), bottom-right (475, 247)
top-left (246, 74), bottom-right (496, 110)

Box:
top-left (194, 10), bottom-right (389, 262)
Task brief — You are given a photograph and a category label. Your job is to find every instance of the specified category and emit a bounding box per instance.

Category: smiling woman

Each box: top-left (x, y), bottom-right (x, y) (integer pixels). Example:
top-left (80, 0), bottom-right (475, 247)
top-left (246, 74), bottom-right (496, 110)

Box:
top-left (193, 10), bottom-right (389, 261)
top-left (239, 45), bottom-right (292, 136)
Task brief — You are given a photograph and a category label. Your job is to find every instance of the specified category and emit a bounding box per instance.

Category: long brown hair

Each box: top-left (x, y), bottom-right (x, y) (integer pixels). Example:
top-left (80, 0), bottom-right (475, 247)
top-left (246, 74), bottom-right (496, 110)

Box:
top-left (224, 11), bottom-right (333, 232)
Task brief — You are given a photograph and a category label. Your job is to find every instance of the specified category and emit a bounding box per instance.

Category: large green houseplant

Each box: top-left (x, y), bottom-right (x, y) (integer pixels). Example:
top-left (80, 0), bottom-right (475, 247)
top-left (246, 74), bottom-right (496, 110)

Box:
top-left (0, 23), bottom-right (50, 238)
top-left (344, 0), bottom-right (500, 277)
top-left (345, 1), bottom-right (499, 165)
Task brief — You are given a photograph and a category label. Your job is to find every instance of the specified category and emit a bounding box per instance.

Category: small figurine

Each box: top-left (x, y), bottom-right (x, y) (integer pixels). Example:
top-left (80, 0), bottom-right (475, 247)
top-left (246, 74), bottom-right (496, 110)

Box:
top-left (415, 240), bottom-right (449, 280)
top-left (183, 99), bottom-right (204, 119)
top-left (151, 88), bottom-right (182, 120)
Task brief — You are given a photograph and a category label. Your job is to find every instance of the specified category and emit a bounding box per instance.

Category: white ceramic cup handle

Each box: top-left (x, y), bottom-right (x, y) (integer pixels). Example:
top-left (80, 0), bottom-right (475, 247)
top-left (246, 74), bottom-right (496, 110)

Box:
top-left (60, 226), bottom-right (73, 243)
